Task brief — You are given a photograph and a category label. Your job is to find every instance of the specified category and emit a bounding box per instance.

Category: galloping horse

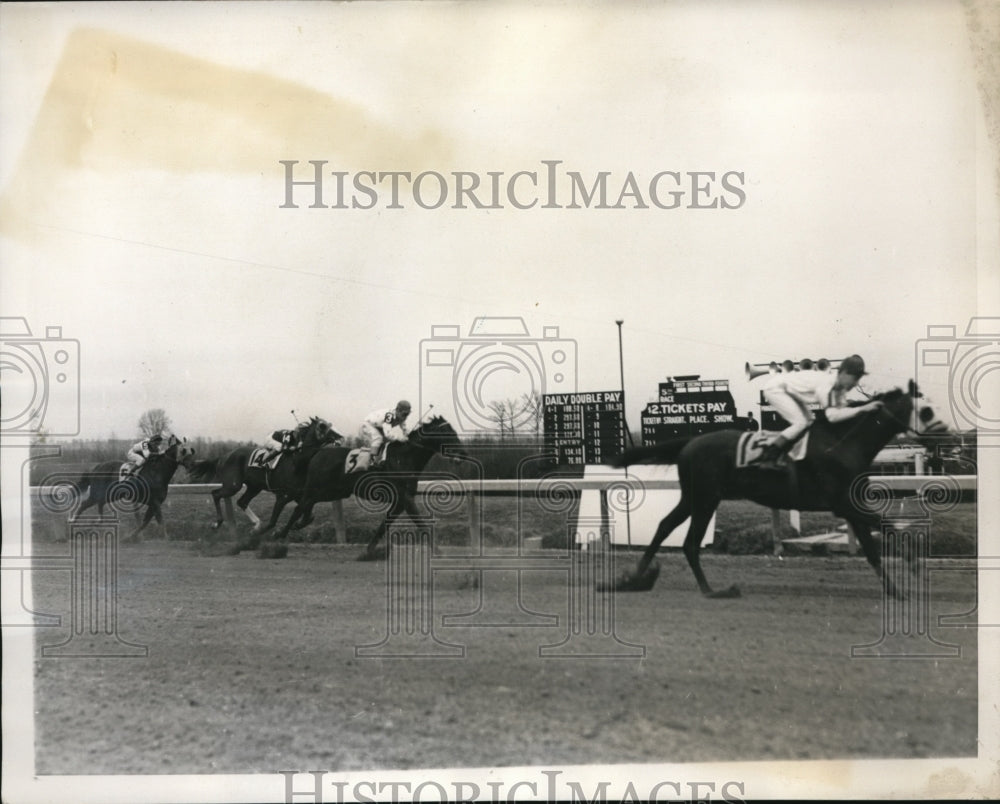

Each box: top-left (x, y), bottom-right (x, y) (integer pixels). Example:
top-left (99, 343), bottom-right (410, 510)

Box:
top-left (608, 381), bottom-right (926, 600)
top-left (273, 415), bottom-right (464, 558)
top-left (73, 434), bottom-right (196, 541)
top-left (187, 417), bottom-right (337, 539)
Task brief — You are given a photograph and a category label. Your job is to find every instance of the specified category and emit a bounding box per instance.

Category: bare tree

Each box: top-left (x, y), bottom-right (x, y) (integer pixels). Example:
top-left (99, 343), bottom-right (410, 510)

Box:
top-left (520, 391), bottom-right (543, 436)
top-left (137, 408), bottom-right (171, 438)
top-left (487, 400), bottom-right (511, 439)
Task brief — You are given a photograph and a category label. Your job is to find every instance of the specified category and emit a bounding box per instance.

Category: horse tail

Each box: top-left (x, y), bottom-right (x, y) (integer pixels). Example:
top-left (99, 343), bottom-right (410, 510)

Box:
top-left (76, 471), bottom-right (92, 492)
top-left (609, 438), bottom-right (693, 468)
top-left (186, 458), bottom-right (219, 482)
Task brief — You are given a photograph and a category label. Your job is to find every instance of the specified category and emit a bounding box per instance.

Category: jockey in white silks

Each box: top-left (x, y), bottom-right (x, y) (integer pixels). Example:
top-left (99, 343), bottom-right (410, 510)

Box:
top-left (361, 400), bottom-right (412, 466)
top-left (758, 354), bottom-right (883, 468)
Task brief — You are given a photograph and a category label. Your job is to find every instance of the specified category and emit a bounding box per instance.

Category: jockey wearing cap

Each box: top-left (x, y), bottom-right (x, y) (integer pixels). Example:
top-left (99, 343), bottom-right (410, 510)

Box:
top-left (126, 434), bottom-right (164, 475)
top-left (361, 400), bottom-right (412, 466)
top-left (757, 354), bottom-right (884, 469)
top-left (260, 420), bottom-right (310, 464)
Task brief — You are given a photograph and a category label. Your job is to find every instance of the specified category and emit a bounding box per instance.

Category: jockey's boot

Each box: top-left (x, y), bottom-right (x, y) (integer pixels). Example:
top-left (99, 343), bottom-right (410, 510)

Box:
top-left (756, 435), bottom-right (791, 470)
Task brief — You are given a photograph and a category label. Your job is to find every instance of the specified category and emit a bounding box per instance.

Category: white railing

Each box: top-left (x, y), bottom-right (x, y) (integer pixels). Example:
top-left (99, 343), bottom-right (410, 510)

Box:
top-left (31, 475), bottom-right (976, 550)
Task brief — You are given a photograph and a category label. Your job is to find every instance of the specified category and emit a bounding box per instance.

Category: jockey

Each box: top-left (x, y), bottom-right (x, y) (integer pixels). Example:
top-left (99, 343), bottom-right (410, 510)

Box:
top-left (361, 400), bottom-right (412, 466)
top-left (260, 420), bottom-right (310, 464)
top-left (126, 433), bottom-right (164, 475)
top-left (757, 354), bottom-right (883, 469)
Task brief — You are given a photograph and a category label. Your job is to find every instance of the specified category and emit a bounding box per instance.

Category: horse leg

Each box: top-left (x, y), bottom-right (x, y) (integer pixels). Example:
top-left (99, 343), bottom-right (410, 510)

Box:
top-left (236, 488), bottom-right (264, 533)
top-left (363, 501), bottom-right (402, 559)
top-left (275, 496), bottom-right (309, 539)
top-left (844, 515), bottom-right (903, 600)
top-left (129, 505), bottom-right (156, 542)
top-left (261, 494), bottom-right (291, 538)
top-left (682, 502), bottom-right (736, 598)
top-left (74, 495), bottom-right (96, 521)
top-left (154, 502), bottom-right (168, 540)
top-left (211, 487), bottom-right (234, 529)
top-left (635, 497), bottom-right (692, 577)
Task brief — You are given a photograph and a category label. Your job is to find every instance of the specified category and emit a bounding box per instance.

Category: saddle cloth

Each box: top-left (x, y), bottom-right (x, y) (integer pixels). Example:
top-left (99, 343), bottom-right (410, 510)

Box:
top-left (344, 448), bottom-right (372, 474)
top-left (249, 447), bottom-right (281, 471)
top-left (118, 463), bottom-right (134, 481)
top-left (735, 430), bottom-right (810, 468)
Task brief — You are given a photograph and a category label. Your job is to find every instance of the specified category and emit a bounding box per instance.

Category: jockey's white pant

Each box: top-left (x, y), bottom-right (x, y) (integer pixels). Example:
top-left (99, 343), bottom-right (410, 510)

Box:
top-left (763, 387), bottom-right (814, 460)
top-left (126, 452), bottom-right (146, 471)
top-left (360, 423), bottom-right (384, 456)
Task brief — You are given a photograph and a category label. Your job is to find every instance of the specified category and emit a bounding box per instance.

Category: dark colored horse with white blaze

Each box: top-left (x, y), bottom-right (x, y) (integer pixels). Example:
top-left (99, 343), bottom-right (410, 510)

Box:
top-left (608, 381), bottom-right (926, 600)
top-left (186, 417), bottom-right (337, 540)
top-left (272, 415), bottom-right (464, 558)
top-left (73, 434), bottom-right (196, 541)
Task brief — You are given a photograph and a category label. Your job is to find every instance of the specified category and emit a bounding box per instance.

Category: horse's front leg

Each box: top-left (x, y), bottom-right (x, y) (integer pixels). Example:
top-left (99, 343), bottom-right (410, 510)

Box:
top-left (842, 512), bottom-right (904, 601)
top-left (263, 494), bottom-right (292, 538)
top-left (363, 499), bottom-right (404, 559)
top-left (129, 505), bottom-right (157, 542)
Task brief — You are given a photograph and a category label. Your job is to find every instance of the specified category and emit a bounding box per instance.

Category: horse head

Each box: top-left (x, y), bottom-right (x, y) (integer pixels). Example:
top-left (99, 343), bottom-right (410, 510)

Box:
top-left (868, 380), bottom-right (921, 436)
top-left (409, 415), bottom-right (464, 457)
top-left (162, 434), bottom-right (196, 467)
top-left (303, 416), bottom-right (341, 447)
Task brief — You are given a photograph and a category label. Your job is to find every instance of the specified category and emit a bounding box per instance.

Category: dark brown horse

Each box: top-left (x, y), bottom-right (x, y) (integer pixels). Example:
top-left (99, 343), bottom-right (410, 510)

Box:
top-left (272, 415), bottom-right (464, 558)
top-left (607, 381), bottom-right (927, 600)
top-left (186, 417), bottom-right (338, 541)
top-left (73, 434), bottom-right (196, 541)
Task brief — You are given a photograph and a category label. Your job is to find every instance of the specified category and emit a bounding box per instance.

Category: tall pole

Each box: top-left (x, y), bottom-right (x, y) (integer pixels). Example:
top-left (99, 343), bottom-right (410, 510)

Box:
top-left (615, 320), bottom-right (632, 549)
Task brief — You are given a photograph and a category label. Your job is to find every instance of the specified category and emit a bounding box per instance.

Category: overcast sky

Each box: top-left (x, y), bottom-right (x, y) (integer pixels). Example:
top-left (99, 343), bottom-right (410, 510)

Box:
top-left (1, 2), bottom-right (996, 443)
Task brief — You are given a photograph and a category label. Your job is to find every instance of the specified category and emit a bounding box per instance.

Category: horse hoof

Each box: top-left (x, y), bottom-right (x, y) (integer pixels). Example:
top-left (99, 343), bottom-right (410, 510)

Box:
top-left (706, 585), bottom-right (741, 599)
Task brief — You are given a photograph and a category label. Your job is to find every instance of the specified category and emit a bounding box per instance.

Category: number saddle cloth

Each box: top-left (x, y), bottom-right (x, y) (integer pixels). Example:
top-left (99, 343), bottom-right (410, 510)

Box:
top-left (735, 430), bottom-right (810, 469)
top-left (248, 447), bottom-right (282, 471)
top-left (343, 448), bottom-right (373, 474)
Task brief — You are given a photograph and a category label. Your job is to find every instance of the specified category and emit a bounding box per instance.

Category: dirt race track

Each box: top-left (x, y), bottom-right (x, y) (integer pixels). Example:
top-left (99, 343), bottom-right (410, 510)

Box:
top-left (30, 536), bottom-right (979, 776)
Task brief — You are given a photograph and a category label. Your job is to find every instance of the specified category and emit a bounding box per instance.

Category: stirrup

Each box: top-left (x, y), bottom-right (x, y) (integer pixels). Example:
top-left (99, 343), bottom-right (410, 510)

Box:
top-left (754, 445), bottom-right (786, 470)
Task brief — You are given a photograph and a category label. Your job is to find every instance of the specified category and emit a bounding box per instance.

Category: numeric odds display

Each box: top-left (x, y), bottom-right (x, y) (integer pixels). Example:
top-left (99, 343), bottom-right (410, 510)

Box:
top-left (543, 391), bottom-right (625, 465)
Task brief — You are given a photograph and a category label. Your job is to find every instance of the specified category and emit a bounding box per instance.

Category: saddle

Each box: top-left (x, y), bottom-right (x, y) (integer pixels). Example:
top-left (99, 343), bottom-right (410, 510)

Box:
top-left (344, 448), bottom-right (373, 475)
top-left (735, 430), bottom-right (810, 470)
top-left (118, 463), bottom-right (136, 481)
top-left (249, 447), bottom-right (282, 471)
